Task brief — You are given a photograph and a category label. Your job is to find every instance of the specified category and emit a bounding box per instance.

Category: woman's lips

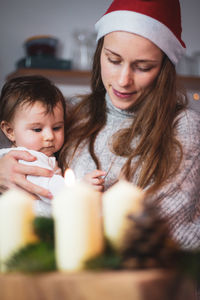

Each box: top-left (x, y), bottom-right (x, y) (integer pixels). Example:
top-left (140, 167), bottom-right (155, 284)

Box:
top-left (112, 88), bottom-right (137, 99)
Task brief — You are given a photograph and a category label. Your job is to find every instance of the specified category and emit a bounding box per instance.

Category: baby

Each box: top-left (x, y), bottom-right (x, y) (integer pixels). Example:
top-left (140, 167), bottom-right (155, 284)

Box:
top-left (0, 75), bottom-right (66, 216)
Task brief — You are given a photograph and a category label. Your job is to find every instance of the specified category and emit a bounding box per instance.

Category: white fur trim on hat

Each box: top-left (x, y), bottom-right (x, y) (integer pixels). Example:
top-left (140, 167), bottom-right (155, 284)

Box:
top-left (95, 10), bottom-right (185, 65)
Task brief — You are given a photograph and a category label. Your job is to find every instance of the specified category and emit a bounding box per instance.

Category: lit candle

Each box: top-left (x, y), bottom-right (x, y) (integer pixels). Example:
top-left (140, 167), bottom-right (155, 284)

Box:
top-left (102, 180), bottom-right (145, 251)
top-left (52, 169), bottom-right (104, 271)
top-left (0, 188), bottom-right (37, 272)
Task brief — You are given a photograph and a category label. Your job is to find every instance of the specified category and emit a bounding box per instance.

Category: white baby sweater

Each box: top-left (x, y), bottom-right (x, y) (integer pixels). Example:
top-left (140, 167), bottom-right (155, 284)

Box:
top-left (0, 147), bottom-right (65, 217)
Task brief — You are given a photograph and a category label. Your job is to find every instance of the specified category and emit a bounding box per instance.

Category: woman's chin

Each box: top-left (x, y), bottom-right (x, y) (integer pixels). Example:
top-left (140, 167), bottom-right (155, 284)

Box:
top-left (111, 97), bottom-right (138, 110)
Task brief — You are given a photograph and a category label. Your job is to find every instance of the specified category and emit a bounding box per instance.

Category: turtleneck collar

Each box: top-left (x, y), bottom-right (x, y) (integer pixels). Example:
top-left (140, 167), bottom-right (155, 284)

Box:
top-left (105, 93), bottom-right (135, 119)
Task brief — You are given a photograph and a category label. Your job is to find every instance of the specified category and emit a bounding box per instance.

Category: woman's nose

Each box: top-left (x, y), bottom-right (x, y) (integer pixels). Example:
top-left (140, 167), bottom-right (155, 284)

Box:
top-left (118, 66), bottom-right (133, 87)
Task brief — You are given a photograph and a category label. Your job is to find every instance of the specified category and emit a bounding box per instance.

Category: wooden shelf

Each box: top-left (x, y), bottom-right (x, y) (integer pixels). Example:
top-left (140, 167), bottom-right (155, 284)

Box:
top-left (6, 68), bottom-right (200, 90)
top-left (177, 75), bottom-right (200, 90)
top-left (6, 68), bottom-right (91, 86)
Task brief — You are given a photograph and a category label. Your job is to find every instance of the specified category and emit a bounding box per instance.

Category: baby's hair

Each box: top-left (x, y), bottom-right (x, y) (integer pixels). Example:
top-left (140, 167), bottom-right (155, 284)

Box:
top-left (0, 75), bottom-right (66, 123)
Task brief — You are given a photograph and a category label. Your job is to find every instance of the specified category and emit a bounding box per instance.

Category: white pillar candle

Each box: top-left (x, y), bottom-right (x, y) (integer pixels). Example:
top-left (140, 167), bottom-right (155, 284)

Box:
top-left (0, 188), bottom-right (37, 272)
top-left (52, 170), bottom-right (104, 272)
top-left (102, 180), bottom-right (145, 251)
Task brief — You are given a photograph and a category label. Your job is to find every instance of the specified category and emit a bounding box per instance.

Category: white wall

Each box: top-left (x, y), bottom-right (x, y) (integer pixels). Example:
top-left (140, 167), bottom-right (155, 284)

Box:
top-left (0, 0), bottom-right (110, 91)
top-left (180, 0), bottom-right (200, 56)
top-left (1, 0), bottom-right (200, 94)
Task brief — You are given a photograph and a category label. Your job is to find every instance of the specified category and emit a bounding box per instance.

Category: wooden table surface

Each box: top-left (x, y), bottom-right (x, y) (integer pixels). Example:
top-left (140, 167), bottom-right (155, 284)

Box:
top-left (0, 269), bottom-right (196, 300)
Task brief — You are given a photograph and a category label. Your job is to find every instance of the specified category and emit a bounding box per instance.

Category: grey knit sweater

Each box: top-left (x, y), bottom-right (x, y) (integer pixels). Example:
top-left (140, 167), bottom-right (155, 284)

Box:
top-left (69, 94), bottom-right (200, 250)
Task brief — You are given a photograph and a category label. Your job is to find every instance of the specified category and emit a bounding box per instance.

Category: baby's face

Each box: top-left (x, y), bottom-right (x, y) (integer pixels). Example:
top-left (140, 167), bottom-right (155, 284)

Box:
top-left (10, 101), bottom-right (65, 156)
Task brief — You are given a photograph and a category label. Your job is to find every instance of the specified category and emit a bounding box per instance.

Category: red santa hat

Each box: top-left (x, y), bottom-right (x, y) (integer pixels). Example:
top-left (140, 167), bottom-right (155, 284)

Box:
top-left (95, 0), bottom-right (186, 65)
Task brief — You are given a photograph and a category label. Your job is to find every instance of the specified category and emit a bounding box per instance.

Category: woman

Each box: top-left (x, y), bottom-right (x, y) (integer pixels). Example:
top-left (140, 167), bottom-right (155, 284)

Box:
top-left (0, 0), bottom-right (200, 249)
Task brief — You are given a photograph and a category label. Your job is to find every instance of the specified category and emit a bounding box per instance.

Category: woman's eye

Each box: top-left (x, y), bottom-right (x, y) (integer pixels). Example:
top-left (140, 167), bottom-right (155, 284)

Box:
top-left (138, 67), bottom-right (151, 72)
top-left (135, 65), bottom-right (153, 72)
top-left (108, 57), bottom-right (121, 64)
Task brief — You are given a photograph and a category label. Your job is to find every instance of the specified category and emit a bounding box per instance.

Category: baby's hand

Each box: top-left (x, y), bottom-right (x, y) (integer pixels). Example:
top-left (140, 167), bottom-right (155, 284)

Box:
top-left (54, 167), bottom-right (62, 175)
top-left (83, 169), bottom-right (107, 192)
top-left (53, 161), bottom-right (63, 175)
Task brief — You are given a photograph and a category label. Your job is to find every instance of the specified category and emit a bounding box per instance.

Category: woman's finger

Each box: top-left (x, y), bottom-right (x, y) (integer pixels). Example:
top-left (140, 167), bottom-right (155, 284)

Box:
top-left (14, 173), bottom-right (52, 199)
top-left (14, 163), bottom-right (53, 177)
top-left (5, 149), bottom-right (36, 161)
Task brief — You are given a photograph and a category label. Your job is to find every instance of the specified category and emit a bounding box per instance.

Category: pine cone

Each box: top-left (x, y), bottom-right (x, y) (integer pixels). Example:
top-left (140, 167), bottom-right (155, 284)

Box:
top-left (120, 206), bottom-right (179, 269)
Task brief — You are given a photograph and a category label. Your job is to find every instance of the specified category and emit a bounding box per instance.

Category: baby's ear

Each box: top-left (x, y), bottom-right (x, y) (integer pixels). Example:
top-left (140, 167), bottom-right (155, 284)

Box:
top-left (0, 121), bottom-right (15, 143)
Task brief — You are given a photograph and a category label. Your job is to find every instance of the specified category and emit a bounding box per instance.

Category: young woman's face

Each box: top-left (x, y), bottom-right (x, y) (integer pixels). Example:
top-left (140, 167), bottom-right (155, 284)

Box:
top-left (9, 101), bottom-right (65, 156)
top-left (100, 31), bottom-right (164, 110)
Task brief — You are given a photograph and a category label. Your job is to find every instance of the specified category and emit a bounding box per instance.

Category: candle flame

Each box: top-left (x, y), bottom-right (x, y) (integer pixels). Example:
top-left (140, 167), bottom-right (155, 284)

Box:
top-left (64, 169), bottom-right (76, 187)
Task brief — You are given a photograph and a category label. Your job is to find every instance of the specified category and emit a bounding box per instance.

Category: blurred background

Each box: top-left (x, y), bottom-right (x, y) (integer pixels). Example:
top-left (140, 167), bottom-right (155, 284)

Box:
top-left (0, 0), bottom-right (200, 111)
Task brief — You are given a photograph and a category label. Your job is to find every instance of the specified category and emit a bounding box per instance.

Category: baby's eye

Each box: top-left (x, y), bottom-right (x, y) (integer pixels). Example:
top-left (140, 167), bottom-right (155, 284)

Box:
top-left (53, 126), bottom-right (62, 131)
top-left (33, 128), bottom-right (42, 132)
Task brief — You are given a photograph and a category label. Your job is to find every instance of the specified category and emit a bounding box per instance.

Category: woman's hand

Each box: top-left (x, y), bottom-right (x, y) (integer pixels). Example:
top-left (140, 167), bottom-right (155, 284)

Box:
top-left (83, 169), bottom-right (107, 192)
top-left (0, 150), bottom-right (53, 198)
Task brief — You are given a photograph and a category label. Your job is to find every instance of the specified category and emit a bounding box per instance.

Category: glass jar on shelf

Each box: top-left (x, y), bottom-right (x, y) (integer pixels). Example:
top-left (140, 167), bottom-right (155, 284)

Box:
top-left (72, 29), bottom-right (96, 71)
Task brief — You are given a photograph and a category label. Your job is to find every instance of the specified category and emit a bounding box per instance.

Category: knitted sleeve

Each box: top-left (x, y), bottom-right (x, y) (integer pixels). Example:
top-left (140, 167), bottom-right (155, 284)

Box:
top-left (154, 109), bottom-right (200, 250)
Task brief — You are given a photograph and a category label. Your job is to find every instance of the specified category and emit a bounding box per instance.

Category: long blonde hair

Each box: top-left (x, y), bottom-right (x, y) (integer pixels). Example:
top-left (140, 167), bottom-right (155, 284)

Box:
top-left (59, 38), bottom-right (187, 193)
